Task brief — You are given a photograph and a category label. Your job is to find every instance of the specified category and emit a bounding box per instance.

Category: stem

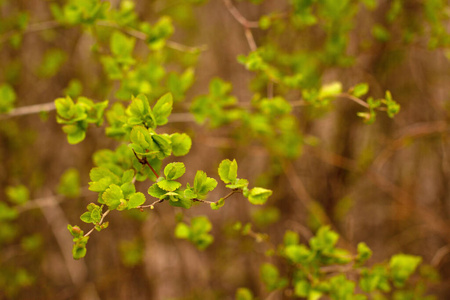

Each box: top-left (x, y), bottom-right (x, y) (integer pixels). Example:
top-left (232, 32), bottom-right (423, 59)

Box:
top-left (223, 0), bottom-right (258, 51)
top-left (193, 189), bottom-right (240, 205)
top-left (0, 101), bottom-right (56, 120)
top-left (137, 199), bottom-right (164, 210)
top-left (337, 93), bottom-right (370, 108)
top-left (145, 161), bottom-right (159, 178)
top-left (84, 209), bottom-right (110, 237)
top-left (96, 20), bottom-right (207, 53)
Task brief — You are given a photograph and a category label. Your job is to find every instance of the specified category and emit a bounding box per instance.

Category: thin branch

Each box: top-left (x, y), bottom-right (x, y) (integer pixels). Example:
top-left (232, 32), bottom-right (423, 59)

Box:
top-left (96, 20), bottom-right (207, 53)
top-left (137, 198), bottom-right (164, 210)
top-left (37, 191), bottom-right (88, 287)
top-left (0, 101), bottom-right (56, 120)
top-left (84, 209), bottom-right (110, 237)
top-left (223, 0), bottom-right (258, 51)
top-left (337, 93), bottom-right (370, 108)
top-left (193, 189), bottom-right (240, 205)
top-left (132, 149), bottom-right (160, 178)
top-left (0, 20), bottom-right (61, 44)
top-left (222, 0), bottom-right (260, 28)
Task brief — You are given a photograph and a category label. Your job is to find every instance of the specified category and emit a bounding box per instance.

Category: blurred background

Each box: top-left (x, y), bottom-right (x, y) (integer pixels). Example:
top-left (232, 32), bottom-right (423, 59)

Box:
top-left (0, 0), bottom-right (450, 299)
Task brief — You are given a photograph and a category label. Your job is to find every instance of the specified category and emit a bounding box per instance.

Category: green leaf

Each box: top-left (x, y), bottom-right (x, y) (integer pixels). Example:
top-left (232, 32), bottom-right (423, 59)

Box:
top-left (356, 242), bottom-right (372, 264)
top-left (309, 226), bottom-right (339, 251)
top-left (285, 244), bottom-right (311, 264)
top-left (0, 202), bottom-right (19, 221)
top-left (318, 82), bottom-right (342, 99)
top-left (389, 254), bottom-right (422, 288)
top-left (128, 192), bottom-right (146, 209)
top-left (247, 187), bottom-right (272, 205)
top-left (0, 83), bottom-right (16, 113)
top-left (67, 224), bottom-right (84, 238)
top-left (210, 197), bottom-right (225, 210)
top-left (58, 168), bottom-right (80, 198)
top-left (164, 162), bottom-right (186, 180)
top-left (62, 123), bottom-right (87, 144)
top-left (194, 170), bottom-right (218, 196)
top-left (283, 230), bottom-right (299, 246)
top-left (294, 280), bottom-right (310, 297)
top-left (352, 83), bottom-right (369, 98)
top-left (171, 133), bottom-right (192, 156)
top-left (110, 30), bottom-right (135, 60)
top-left (218, 159), bottom-right (238, 184)
top-left (157, 179), bottom-right (181, 192)
top-left (153, 93), bottom-right (173, 125)
top-left (6, 185), bottom-right (29, 205)
top-left (102, 184), bottom-right (124, 210)
top-left (226, 178), bottom-right (249, 189)
top-left (236, 287), bottom-right (254, 300)
top-left (72, 236), bottom-right (89, 260)
top-left (260, 263), bottom-right (288, 291)
top-left (120, 182), bottom-right (136, 198)
top-left (148, 183), bottom-right (167, 199)
top-left (175, 223), bottom-right (190, 239)
top-left (121, 169), bottom-right (135, 183)
top-left (89, 166), bottom-right (120, 192)
top-left (152, 134), bottom-right (172, 158)
top-left (38, 48), bottom-right (67, 78)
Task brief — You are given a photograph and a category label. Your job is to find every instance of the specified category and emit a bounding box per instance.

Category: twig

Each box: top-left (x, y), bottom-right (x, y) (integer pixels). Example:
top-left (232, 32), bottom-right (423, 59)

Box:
top-left (96, 20), bottom-right (207, 53)
top-left (337, 93), bottom-right (370, 108)
top-left (0, 20), bottom-right (61, 44)
top-left (132, 149), bottom-right (160, 178)
top-left (222, 0), bottom-right (258, 51)
top-left (37, 191), bottom-right (88, 287)
top-left (431, 245), bottom-right (450, 267)
top-left (0, 101), bottom-right (56, 120)
top-left (193, 189), bottom-right (240, 205)
top-left (222, 0), bottom-right (259, 28)
top-left (84, 209), bottom-right (110, 237)
top-left (137, 198), bottom-right (164, 210)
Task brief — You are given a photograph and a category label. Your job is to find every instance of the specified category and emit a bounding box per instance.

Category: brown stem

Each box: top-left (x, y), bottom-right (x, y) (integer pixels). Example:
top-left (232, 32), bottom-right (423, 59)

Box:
top-left (145, 160), bottom-right (159, 178)
top-left (84, 209), bottom-right (110, 237)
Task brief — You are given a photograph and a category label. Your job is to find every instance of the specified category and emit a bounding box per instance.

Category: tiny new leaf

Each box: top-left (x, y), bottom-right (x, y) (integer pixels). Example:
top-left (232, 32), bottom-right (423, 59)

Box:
top-left (218, 159), bottom-right (238, 184)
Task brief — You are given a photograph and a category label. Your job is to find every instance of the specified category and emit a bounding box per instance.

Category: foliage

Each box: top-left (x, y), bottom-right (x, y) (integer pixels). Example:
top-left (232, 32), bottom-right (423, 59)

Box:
top-left (0, 0), bottom-right (448, 298)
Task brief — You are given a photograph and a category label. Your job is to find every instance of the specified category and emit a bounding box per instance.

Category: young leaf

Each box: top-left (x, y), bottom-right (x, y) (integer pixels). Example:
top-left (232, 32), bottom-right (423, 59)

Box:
top-left (58, 168), bottom-right (80, 198)
top-left (157, 179), bottom-right (181, 192)
top-left (236, 287), bottom-right (254, 300)
top-left (0, 83), bottom-right (16, 113)
top-left (218, 159), bottom-right (238, 184)
top-left (6, 185), bottom-right (30, 205)
top-left (389, 254), bottom-right (422, 288)
top-left (148, 183), bottom-right (167, 199)
top-left (171, 133), bottom-right (192, 156)
top-left (164, 162), bottom-right (186, 180)
top-left (102, 184), bottom-right (124, 210)
top-left (351, 83), bottom-right (369, 98)
top-left (247, 187), bottom-right (272, 205)
top-left (153, 93), bottom-right (173, 125)
top-left (128, 192), bottom-right (146, 209)
top-left (194, 170), bottom-right (218, 197)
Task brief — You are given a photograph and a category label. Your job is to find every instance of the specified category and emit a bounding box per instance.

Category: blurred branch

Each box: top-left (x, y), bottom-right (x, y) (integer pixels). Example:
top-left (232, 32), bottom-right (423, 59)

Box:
top-left (0, 20), bottom-right (61, 44)
top-left (431, 245), bottom-right (450, 267)
top-left (0, 102), bottom-right (56, 120)
top-left (37, 191), bottom-right (88, 287)
top-left (96, 20), bottom-right (208, 53)
top-left (373, 121), bottom-right (449, 170)
top-left (84, 210), bottom-right (110, 237)
top-left (222, 0), bottom-right (258, 51)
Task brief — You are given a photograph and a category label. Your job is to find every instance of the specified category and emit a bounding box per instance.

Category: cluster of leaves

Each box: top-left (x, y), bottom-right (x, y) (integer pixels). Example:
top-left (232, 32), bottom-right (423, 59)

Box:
top-left (55, 96), bottom-right (108, 144)
top-left (61, 89), bottom-right (273, 258)
top-left (236, 226), bottom-right (439, 300)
